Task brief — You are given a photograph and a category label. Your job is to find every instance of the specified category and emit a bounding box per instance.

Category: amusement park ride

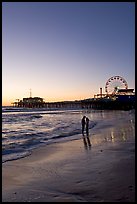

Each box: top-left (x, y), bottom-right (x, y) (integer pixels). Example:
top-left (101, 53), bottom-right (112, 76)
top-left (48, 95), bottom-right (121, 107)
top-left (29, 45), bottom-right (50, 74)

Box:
top-left (94, 75), bottom-right (135, 99)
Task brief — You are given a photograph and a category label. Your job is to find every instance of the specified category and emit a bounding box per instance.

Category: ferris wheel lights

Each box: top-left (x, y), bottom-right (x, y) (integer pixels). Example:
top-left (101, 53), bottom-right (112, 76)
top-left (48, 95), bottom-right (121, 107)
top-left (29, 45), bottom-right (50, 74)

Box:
top-left (105, 76), bottom-right (128, 94)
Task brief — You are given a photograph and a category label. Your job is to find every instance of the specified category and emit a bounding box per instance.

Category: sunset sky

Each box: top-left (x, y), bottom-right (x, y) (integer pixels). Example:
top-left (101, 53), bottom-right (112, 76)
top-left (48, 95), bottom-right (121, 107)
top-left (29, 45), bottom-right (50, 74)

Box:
top-left (2, 2), bottom-right (135, 106)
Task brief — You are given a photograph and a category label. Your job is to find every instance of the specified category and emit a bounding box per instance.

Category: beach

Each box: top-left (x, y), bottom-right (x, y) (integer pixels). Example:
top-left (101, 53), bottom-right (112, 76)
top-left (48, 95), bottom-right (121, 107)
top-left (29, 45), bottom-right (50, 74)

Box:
top-left (2, 120), bottom-right (135, 202)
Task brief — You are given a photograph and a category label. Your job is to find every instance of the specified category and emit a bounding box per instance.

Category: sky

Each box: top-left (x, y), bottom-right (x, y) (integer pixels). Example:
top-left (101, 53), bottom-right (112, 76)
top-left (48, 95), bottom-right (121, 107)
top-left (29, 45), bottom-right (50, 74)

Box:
top-left (2, 2), bottom-right (135, 106)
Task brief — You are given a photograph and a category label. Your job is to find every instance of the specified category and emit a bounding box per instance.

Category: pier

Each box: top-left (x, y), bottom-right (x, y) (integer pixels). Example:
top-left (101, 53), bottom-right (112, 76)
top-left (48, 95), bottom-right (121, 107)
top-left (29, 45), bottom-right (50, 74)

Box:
top-left (11, 95), bottom-right (135, 110)
top-left (11, 76), bottom-right (135, 110)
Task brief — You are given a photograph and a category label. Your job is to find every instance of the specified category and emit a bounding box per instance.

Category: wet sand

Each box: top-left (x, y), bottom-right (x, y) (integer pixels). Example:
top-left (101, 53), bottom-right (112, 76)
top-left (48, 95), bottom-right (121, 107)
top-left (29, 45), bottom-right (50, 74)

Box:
top-left (2, 127), bottom-right (135, 202)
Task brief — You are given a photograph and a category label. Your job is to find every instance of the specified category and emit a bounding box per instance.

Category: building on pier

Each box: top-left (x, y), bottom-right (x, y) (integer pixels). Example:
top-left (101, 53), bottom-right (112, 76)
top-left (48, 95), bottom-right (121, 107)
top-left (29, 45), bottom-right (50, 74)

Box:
top-left (12, 97), bottom-right (45, 108)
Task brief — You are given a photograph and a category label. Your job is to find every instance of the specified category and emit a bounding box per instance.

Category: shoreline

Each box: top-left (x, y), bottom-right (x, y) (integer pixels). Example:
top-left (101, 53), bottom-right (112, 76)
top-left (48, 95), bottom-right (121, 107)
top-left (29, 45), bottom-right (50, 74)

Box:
top-left (2, 126), bottom-right (135, 202)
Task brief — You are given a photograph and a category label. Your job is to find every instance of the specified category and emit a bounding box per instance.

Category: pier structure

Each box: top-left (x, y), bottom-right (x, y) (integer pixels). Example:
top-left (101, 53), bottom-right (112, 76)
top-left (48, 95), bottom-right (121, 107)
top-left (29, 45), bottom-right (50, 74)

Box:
top-left (11, 76), bottom-right (135, 110)
top-left (12, 97), bottom-right (82, 109)
top-left (12, 94), bottom-right (135, 110)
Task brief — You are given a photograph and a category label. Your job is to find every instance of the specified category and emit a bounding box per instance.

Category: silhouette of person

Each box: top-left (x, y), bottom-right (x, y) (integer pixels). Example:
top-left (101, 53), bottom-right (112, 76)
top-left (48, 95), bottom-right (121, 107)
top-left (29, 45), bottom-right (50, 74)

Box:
top-left (86, 117), bottom-right (89, 136)
top-left (82, 116), bottom-right (91, 149)
top-left (81, 116), bottom-right (86, 135)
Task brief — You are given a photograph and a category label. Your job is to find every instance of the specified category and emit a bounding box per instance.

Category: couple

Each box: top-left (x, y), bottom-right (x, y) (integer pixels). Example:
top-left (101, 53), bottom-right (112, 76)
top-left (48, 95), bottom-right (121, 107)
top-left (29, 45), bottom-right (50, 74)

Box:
top-left (81, 116), bottom-right (89, 136)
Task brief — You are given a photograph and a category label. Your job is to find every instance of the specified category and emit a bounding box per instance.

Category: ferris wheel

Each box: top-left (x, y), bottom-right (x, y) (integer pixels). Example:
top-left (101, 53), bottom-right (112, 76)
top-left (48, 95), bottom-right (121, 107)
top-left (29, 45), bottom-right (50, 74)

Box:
top-left (105, 76), bottom-right (128, 95)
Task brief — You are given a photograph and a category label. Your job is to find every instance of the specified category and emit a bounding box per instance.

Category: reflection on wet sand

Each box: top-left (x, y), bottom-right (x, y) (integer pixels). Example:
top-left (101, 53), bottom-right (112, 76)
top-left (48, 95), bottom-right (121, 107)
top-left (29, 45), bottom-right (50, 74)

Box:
top-left (82, 135), bottom-right (91, 150)
top-left (87, 117), bottom-right (135, 146)
top-left (80, 111), bottom-right (135, 150)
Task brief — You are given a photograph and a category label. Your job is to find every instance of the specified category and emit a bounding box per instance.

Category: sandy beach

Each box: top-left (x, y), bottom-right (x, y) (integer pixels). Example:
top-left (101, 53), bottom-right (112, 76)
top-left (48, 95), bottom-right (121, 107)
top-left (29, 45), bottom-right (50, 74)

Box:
top-left (2, 122), bottom-right (135, 203)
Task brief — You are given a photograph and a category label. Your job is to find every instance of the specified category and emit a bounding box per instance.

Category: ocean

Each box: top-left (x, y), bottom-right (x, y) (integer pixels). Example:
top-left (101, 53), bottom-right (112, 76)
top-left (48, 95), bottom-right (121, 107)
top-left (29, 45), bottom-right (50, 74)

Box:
top-left (2, 106), bottom-right (135, 163)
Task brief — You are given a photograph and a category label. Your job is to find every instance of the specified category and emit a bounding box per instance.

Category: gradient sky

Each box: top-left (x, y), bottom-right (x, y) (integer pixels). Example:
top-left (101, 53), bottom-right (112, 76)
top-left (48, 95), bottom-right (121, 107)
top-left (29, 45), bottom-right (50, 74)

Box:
top-left (2, 2), bottom-right (135, 106)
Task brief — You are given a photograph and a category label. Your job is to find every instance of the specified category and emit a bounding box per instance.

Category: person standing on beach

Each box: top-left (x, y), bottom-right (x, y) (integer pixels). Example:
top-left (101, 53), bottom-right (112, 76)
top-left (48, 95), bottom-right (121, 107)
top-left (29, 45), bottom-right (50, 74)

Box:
top-left (81, 116), bottom-right (86, 135)
top-left (86, 117), bottom-right (89, 136)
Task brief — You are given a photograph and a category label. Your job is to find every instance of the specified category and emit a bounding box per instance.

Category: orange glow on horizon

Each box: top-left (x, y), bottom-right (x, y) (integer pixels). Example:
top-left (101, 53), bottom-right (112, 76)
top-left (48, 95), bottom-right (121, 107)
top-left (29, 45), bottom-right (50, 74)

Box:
top-left (2, 92), bottom-right (97, 106)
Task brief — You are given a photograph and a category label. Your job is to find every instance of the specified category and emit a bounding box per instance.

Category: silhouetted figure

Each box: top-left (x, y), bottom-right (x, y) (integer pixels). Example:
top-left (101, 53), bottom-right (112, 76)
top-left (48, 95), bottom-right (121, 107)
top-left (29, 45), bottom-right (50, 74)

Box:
top-left (81, 116), bottom-right (86, 135)
top-left (86, 117), bottom-right (89, 136)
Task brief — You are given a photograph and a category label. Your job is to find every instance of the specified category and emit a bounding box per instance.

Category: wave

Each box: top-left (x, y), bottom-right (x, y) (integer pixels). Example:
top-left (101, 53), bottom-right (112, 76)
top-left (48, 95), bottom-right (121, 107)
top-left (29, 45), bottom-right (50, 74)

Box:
top-left (2, 120), bottom-right (98, 163)
top-left (2, 106), bottom-right (84, 114)
top-left (2, 113), bottom-right (43, 124)
top-left (46, 121), bottom-right (97, 141)
top-left (3, 109), bottom-right (132, 163)
top-left (2, 150), bottom-right (31, 163)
